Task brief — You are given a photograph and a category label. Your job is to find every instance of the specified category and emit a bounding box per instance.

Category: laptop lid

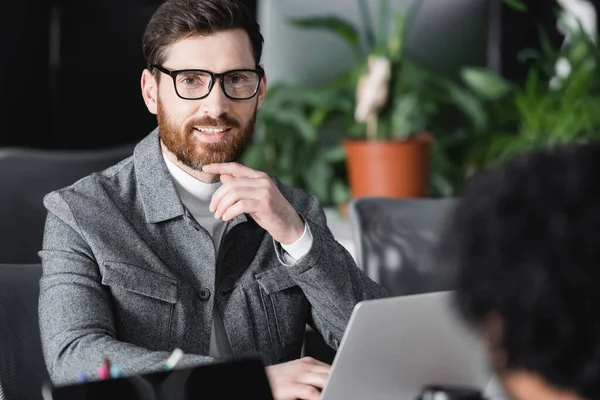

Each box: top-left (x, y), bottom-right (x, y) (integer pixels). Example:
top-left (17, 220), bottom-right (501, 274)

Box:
top-left (42, 357), bottom-right (274, 400)
top-left (320, 291), bottom-right (493, 400)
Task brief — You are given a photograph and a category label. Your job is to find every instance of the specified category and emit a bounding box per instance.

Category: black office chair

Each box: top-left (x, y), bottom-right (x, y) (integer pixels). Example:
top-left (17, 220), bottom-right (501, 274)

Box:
top-left (348, 196), bottom-right (460, 297)
top-left (0, 143), bottom-right (136, 263)
top-left (0, 263), bottom-right (49, 400)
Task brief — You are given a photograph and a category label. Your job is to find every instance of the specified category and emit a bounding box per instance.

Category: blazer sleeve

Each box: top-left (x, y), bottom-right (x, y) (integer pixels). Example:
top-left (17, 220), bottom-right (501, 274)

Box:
top-left (38, 191), bottom-right (214, 385)
top-left (273, 193), bottom-right (389, 350)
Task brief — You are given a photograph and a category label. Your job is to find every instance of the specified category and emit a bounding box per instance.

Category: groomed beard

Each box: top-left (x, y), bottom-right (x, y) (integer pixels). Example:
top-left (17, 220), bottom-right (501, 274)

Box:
top-left (157, 100), bottom-right (257, 171)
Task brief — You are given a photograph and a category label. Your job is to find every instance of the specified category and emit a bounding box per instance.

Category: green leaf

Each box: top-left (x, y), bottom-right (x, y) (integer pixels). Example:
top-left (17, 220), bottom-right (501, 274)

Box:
top-left (375, 0), bottom-right (390, 55)
top-left (461, 67), bottom-right (512, 101)
top-left (264, 109), bottom-right (317, 142)
top-left (568, 37), bottom-right (592, 66)
top-left (309, 109), bottom-right (330, 128)
top-left (241, 144), bottom-right (266, 171)
top-left (278, 134), bottom-right (299, 172)
top-left (503, 0), bottom-right (527, 12)
top-left (323, 145), bottom-right (347, 163)
top-left (357, 0), bottom-right (376, 48)
top-left (447, 85), bottom-right (488, 132)
top-left (387, 10), bottom-right (406, 61)
top-left (289, 16), bottom-right (362, 58)
top-left (390, 93), bottom-right (425, 137)
top-left (536, 26), bottom-right (559, 73)
top-left (303, 157), bottom-right (332, 204)
top-left (428, 137), bottom-right (465, 197)
top-left (331, 179), bottom-right (351, 206)
top-left (516, 48), bottom-right (542, 64)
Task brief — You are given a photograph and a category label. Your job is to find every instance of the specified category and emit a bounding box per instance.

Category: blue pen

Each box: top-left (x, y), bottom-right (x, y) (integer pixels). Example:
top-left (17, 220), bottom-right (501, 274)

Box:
top-left (110, 365), bottom-right (122, 379)
top-left (77, 372), bottom-right (87, 383)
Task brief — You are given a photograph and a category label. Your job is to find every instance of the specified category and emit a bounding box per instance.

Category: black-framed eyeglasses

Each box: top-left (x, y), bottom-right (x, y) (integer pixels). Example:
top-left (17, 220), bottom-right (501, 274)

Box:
top-left (151, 64), bottom-right (264, 101)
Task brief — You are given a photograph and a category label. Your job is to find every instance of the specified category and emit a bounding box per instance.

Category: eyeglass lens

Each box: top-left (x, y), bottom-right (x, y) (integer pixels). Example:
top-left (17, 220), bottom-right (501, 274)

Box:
top-left (175, 70), bottom-right (260, 99)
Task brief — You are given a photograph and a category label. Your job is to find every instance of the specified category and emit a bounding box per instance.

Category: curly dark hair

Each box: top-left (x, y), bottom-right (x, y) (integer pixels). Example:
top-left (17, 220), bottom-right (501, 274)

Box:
top-left (142, 0), bottom-right (263, 70)
top-left (438, 142), bottom-right (600, 399)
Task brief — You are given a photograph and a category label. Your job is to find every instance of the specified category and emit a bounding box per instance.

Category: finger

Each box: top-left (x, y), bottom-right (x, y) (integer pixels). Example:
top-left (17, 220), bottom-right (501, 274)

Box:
top-left (306, 365), bottom-right (331, 375)
top-left (297, 371), bottom-right (329, 389)
top-left (212, 183), bottom-right (267, 219)
top-left (282, 383), bottom-right (321, 400)
top-left (301, 357), bottom-right (332, 369)
top-left (215, 190), bottom-right (259, 220)
top-left (219, 174), bottom-right (235, 184)
top-left (220, 199), bottom-right (258, 221)
top-left (202, 162), bottom-right (264, 178)
top-left (209, 177), bottom-right (265, 213)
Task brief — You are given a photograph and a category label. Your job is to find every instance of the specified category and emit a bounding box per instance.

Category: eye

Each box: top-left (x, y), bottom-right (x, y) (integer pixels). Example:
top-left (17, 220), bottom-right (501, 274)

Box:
top-left (227, 73), bottom-right (250, 85)
top-left (178, 72), bottom-right (210, 86)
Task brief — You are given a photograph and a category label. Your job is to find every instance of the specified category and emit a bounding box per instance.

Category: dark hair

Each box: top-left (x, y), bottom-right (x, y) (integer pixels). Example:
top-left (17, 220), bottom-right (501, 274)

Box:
top-left (142, 0), bottom-right (264, 70)
top-left (438, 142), bottom-right (600, 399)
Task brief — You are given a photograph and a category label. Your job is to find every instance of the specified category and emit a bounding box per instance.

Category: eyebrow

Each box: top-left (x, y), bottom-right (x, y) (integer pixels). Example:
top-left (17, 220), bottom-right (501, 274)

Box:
top-left (164, 65), bottom-right (256, 72)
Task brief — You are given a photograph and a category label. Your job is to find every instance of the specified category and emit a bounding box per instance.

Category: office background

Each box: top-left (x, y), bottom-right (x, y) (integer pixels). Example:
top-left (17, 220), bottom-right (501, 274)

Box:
top-left (0, 0), bottom-right (570, 150)
top-left (1, 3), bottom-right (599, 396)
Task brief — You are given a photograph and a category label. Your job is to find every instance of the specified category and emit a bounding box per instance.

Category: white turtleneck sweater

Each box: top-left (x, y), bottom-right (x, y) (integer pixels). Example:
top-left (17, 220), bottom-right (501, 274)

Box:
top-left (163, 154), bottom-right (313, 357)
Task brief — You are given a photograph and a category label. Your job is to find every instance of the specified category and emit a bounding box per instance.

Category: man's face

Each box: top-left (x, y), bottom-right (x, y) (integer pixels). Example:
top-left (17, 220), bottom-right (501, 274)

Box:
top-left (143, 29), bottom-right (266, 170)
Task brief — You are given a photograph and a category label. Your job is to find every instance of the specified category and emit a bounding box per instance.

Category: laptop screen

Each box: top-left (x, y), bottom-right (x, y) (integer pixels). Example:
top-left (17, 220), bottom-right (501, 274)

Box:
top-left (43, 357), bottom-right (274, 400)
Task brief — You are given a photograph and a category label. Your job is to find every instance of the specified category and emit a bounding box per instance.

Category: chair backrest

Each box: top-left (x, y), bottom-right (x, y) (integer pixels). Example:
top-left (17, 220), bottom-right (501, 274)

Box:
top-left (0, 263), bottom-right (49, 400)
top-left (348, 196), bottom-right (460, 297)
top-left (0, 143), bottom-right (135, 263)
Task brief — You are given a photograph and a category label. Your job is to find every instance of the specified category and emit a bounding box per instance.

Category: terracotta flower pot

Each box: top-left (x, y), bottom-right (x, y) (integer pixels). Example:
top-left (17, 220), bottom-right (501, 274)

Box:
top-left (343, 133), bottom-right (432, 199)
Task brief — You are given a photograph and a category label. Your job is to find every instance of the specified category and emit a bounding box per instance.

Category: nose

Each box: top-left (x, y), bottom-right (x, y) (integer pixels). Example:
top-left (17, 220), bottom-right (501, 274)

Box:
top-left (200, 80), bottom-right (230, 117)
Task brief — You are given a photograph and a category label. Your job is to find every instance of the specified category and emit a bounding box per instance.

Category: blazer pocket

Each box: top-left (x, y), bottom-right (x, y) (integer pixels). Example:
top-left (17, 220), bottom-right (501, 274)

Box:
top-left (102, 262), bottom-right (178, 350)
top-left (256, 268), bottom-right (309, 350)
top-left (103, 263), bottom-right (178, 303)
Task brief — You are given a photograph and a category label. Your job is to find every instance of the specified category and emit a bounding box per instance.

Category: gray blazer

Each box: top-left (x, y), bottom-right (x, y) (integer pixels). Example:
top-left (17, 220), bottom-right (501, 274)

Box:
top-left (39, 129), bottom-right (388, 384)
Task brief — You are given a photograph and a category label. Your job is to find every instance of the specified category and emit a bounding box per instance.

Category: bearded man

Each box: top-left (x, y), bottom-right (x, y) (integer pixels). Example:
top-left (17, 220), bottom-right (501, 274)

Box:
top-left (37, 1), bottom-right (387, 399)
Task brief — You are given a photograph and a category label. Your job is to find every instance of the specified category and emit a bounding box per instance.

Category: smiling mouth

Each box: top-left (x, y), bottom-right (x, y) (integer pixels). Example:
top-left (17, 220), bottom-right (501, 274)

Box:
top-left (193, 126), bottom-right (231, 134)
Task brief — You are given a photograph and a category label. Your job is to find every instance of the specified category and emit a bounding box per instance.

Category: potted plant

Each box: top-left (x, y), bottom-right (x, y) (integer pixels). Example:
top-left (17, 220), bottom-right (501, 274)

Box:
top-left (290, 0), bottom-right (438, 199)
top-left (242, 80), bottom-right (354, 207)
top-left (456, 2), bottom-right (600, 172)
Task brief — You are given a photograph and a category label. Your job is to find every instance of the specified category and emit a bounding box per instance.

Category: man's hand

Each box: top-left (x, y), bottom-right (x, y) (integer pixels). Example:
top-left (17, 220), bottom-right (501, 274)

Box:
top-left (266, 357), bottom-right (331, 400)
top-left (202, 162), bottom-right (305, 245)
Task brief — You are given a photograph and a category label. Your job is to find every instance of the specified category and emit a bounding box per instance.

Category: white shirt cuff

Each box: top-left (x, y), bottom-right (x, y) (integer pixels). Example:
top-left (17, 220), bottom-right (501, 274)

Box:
top-left (280, 221), bottom-right (313, 264)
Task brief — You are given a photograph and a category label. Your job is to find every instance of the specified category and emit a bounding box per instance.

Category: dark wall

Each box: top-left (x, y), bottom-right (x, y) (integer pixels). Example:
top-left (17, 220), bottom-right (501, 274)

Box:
top-left (0, 0), bottom-right (55, 149)
top-left (0, 0), bottom-right (257, 150)
top-left (51, 0), bottom-right (162, 150)
top-left (499, 0), bottom-right (600, 82)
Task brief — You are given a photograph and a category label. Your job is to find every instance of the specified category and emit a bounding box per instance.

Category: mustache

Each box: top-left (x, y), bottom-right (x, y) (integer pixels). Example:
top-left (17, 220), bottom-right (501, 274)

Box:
top-left (187, 115), bottom-right (241, 130)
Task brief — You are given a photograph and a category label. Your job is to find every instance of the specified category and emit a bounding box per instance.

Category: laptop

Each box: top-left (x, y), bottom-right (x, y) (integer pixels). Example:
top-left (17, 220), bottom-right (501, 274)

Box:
top-left (42, 357), bottom-right (273, 400)
top-left (320, 291), bottom-right (494, 400)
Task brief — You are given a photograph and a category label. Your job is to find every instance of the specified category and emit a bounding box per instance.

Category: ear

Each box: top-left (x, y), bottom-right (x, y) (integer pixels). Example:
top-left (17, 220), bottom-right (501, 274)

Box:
top-left (141, 69), bottom-right (158, 114)
top-left (256, 64), bottom-right (267, 111)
